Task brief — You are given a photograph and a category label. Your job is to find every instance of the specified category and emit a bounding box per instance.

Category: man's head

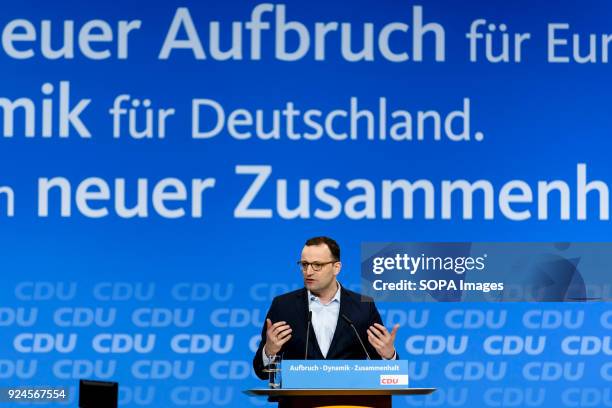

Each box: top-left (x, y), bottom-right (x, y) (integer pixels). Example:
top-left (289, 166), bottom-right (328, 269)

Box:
top-left (299, 236), bottom-right (342, 295)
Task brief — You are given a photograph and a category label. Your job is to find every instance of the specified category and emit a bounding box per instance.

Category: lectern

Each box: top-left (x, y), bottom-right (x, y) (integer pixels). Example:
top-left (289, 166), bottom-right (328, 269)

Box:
top-left (245, 388), bottom-right (436, 408)
top-left (248, 360), bottom-right (435, 407)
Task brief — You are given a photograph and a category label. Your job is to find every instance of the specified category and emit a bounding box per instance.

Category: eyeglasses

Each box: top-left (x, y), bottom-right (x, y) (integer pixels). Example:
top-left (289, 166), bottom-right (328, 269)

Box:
top-left (297, 261), bottom-right (336, 272)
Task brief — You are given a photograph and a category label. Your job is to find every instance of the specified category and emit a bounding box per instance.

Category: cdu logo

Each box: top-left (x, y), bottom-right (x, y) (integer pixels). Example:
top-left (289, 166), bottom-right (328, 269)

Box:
top-left (522, 362), bottom-right (584, 381)
top-left (0, 308), bottom-right (38, 327)
top-left (93, 282), bottom-right (155, 301)
top-left (483, 336), bottom-right (546, 356)
top-left (132, 308), bottom-right (194, 328)
top-left (484, 388), bottom-right (546, 407)
top-left (132, 360), bottom-right (195, 380)
top-left (405, 335), bottom-right (469, 355)
top-left (92, 334), bottom-right (156, 354)
top-left (0, 360), bottom-right (37, 379)
top-left (171, 283), bottom-right (233, 301)
top-left (170, 334), bottom-right (234, 354)
top-left (445, 309), bottom-right (506, 329)
top-left (404, 387), bottom-right (469, 407)
top-left (561, 336), bottom-right (612, 356)
top-left (170, 386), bottom-right (233, 406)
top-left (53, 359), bottom-right (116, 379)
top-left (118, 386), bottom-right (156, 406)
top-left (210, 308), bottom-right (263, 328)
top-left (54, 307), bottom-right (116, 328)
top-left (522, 310), bottom-right (584, 329)
top-left (15, 282), bottom-right (77, 301)
top-left (445, 362), bottom-right (507, 381)
top-left (13, 333), bottom-right (77, 353)
top-left (381, 309), bottom-right (429, 329)
top-left (380, 374), bottom-right (409, 385)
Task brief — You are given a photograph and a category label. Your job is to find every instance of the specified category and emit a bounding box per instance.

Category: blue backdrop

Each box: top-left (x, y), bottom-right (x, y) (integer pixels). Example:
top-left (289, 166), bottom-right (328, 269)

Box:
top-left (1, 0), bottom-right (611, 406)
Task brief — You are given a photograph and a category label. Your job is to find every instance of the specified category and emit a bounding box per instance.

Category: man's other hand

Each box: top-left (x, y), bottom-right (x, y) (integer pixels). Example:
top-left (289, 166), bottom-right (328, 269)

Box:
top-left (264, 318), bottom-right (292, 357)
top-left (367, 323), bottom-right (399, 359)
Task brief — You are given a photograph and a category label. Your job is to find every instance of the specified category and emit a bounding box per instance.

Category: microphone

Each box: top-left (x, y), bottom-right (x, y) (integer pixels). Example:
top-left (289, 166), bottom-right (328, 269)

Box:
top-left (341, 313), bottom-right (371, 360)
top-left (304, 310), bottom-right (312, 360)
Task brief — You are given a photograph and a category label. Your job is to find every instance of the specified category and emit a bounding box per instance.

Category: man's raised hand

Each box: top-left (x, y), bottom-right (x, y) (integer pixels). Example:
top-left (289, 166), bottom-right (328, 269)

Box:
top-left (264, 318), bottom-right (292, 357)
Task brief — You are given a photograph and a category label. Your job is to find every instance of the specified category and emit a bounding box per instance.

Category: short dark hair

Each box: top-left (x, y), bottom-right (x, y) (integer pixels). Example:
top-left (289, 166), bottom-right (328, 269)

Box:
top-left (305, 236), bottom-right (341, 261)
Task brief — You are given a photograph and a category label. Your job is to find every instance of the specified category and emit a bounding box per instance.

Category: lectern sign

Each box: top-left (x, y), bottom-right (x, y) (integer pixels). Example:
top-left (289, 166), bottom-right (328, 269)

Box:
top-left (281, 360), bottom-right (409, 389)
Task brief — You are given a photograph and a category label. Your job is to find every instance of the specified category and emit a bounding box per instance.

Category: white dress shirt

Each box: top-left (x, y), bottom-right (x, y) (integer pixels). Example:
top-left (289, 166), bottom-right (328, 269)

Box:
top-left (308, 283), bottom-right (342, 357)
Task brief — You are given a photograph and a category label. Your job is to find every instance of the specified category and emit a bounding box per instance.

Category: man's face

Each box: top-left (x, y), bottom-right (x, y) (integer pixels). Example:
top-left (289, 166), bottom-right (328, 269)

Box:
top-left (300, 244), bottom-right (341, 294)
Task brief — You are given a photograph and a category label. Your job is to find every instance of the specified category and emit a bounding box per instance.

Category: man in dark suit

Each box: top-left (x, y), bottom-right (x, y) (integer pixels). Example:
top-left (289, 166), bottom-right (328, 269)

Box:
top-left (253, 236), bottom-right (400, 380)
